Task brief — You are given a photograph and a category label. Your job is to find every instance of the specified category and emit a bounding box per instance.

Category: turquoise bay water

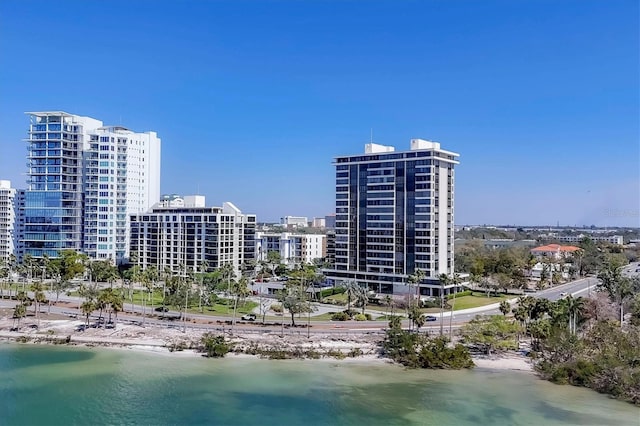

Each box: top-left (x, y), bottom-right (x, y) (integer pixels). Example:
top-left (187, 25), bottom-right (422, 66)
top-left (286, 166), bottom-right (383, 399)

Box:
top-left (0, 344), bottom-right (638, 426)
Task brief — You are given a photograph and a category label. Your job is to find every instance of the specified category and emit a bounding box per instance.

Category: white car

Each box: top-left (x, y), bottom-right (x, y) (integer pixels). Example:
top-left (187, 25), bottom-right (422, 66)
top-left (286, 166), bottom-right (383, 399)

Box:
top-left (559, 292), bottom-right (568, 297)
top-left (241, 314), bottom-right (256, 321)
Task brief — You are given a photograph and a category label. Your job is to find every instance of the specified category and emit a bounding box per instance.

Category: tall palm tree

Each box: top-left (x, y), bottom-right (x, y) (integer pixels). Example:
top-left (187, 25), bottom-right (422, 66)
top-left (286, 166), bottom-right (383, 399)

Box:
top-left (341, 280), bottom-right (362, 313)
top-left (231, 276), bottom-right (249, 334)
top-left (198, 260), bottom-right (209, 313)
top-left (448, 273), bottom-right (462, 340)
top-left (30, 281), bottom-right (46, 327)
top-left (81, 300), bottom-right (95, 326)
top-left (407, 268), bottom-right (426, 309)
top-left (438, 273), bottom-right (449, 336)
top-left (565, 295), bottom-right (585, 335)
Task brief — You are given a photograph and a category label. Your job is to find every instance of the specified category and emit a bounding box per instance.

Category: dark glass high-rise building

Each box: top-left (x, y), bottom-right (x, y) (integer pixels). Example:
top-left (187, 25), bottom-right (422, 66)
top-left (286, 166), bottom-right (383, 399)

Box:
top-left (323, 139), bottom-right (460, 296)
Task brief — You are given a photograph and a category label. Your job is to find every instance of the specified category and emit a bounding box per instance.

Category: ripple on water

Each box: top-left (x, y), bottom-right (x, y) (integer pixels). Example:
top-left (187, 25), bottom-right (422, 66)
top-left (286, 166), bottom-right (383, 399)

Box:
top-left (0, 345), bottom-right (638, 426)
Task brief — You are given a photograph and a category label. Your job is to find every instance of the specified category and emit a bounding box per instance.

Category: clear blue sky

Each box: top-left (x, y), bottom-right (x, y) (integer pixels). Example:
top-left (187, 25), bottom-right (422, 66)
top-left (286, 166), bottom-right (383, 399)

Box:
top-left (1, 0), bottom-right (638, 226)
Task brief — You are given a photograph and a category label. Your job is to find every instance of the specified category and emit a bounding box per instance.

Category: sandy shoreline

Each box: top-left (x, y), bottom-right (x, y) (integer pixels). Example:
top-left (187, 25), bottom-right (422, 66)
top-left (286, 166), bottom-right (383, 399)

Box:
top-left (0, 315), bottom-right (534, 372)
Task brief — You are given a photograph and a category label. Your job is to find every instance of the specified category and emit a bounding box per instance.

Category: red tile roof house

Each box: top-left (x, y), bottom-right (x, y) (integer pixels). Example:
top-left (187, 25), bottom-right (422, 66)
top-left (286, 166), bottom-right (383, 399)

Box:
top-left (530, 244), bottom-right (582, 260)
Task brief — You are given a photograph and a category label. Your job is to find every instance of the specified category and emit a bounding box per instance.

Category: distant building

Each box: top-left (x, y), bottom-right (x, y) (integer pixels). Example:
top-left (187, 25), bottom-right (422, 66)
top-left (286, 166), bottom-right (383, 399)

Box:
top-left (550, 234), bottom-right (624, 246)
top-left (255, 232), bottom-right (326, 265)
top-left (531, 244), bottom-right (581, 260)
top-left (311, 217), bottom-right (326, 228)
top-left (325, 230), bottom-right (336, 267)
top-left (456, 238), bottom-right (537, 250)
top-left (324, 214), bottom-right (336, 229)
top-left (0, 180), bottom-right (16, 263)
top-left (130, 198), bottom-right (256, 277)
top-left (281, 216), bottom-right (308, 228)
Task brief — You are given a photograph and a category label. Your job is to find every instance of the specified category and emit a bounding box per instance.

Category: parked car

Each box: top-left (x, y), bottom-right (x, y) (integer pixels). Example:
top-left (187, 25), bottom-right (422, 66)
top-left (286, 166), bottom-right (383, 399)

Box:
top-left (424, 315), bottom-right (438, 322)
top-left (241, 314), bottom-right (256, 321)
top-left (155, 307), bottom-right (169, 312)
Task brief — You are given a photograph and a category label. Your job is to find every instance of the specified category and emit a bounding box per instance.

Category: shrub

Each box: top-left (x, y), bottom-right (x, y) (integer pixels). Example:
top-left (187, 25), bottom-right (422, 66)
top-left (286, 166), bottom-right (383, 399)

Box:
top-left (320, 287), bottom-right (346, 298)
top-left (447, 290), bottom-right (472, 300)
top-left (354, 314), bottom-right (367, 321)
top-left (331, 312), bottom-right (350, 321)
top-left (200, 333), bottom-right (230, 358)
top-left (348, 347), bottom-right (363, 358)
top-left (383, 316), bottom-right (473, 369)
top-left (326, 349), bottom-right (346, 359)
top-left (343, 309), bottom-right (358, 318)
top-left (271, 303), bottom-right (283, 313)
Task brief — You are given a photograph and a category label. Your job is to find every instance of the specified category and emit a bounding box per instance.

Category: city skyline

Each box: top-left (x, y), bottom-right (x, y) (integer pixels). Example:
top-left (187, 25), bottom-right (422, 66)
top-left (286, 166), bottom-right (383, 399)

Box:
top-left (1, 0), bottom-right (638, 227)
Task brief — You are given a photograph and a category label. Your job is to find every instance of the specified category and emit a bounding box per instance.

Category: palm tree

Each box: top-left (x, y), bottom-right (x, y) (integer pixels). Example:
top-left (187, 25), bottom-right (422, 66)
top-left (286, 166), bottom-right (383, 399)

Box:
top-left (355, 286), bottom-right (369, 315)
top-left (30, 281), bottom-right (47, 328)
top-left (407, 268), bottom-right (426, 308)
top-left (111, 292), bottom-right (124, 329)
top-left (341, 280), bottom-right (362, 313)
top-left (598, 263), bottom-right (634, 327)
top-left (448, 273), bottom-right (462, 340)
top-left (565, 295), bottom-right (585, 335)
top-left (145, 266), bottom-right (159, 316)
top-left (231, 276), bottom-right (249, 334)
top-left (13, 303), bottom-right (26, 331)
top-left (438, 273), bottom-right (449, 336)
top-left (197, 260), bottom-right (209, 313)
top-left (81, 300), bottom-right (95, 326)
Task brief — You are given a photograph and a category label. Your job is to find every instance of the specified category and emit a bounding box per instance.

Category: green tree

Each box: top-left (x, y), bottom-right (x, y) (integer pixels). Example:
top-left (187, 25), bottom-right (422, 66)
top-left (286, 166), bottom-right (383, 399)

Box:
top-left (407, 268), bottom-right (426, 309)
top-left (461, 315), bottom-right (521, 355)
top-left (597, 263), bottom-right (634, 326)
top-left (231, 276), bottom-right (250, 334)
top-left (340, 280), bottom-right (362, 313)
top-left (280, 285), bottom-right (312, 327)
top-left (13, 303), bottom-right (27, 330)
top-left (499, 300), bottom-right (511, 316)
top-left (81, 300), bottom-right (95, 326)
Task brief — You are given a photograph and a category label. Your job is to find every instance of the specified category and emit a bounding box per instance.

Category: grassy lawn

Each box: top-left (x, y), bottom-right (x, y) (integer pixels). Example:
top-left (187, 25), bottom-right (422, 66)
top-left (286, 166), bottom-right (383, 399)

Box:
top-left (450, 293), bottom-right (508, 310)
top-left (185, 301), bottom-right (258, 317)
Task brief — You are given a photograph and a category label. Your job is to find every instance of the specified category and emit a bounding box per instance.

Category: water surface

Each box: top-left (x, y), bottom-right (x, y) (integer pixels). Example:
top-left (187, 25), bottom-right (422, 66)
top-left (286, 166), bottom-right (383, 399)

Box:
top-left (0, 344), bottom-right (637, 425)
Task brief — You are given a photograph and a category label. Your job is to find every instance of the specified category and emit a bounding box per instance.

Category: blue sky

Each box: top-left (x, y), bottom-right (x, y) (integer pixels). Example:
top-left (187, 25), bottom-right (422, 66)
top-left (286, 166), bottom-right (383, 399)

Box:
top-left (0, 0), bottom-right (638, 226)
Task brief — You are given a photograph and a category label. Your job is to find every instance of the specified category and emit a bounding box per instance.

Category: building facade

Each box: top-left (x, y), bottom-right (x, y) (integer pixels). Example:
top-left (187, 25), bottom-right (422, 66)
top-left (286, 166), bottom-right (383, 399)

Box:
top-left (129, 199), bottom-right (256, 277)
top-left (0, 181), bottom-right (16, 263)
top-left (323, 139), bottom-right (460, 296)
top-left (280, 216), bottom-right (308, 228)
top-left (255, 232), bottom-right (326, 265)
top-left (21, 112), bottom-right (161, 263)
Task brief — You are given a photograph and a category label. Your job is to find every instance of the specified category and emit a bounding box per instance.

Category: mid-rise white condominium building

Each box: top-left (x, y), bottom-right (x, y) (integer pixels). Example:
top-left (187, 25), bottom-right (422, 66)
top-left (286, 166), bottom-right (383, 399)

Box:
top-left (255, 232), bottom-right (326, 266)
top-left (323, 139), bottom-right (460, 296)
top-left (129, 198), bottom-right (256, 278)
top-left (0, 180), bottom-right (16, 264)
top-left (22, 111), bottom-right (161, 263)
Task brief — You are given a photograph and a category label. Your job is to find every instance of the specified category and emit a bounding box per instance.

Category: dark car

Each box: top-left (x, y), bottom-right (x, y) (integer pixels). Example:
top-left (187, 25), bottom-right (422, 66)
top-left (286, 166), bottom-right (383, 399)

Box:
top-left (424, 315), bottom-right (438, 322)
top-left (155, 307), bottom-right (169, 312)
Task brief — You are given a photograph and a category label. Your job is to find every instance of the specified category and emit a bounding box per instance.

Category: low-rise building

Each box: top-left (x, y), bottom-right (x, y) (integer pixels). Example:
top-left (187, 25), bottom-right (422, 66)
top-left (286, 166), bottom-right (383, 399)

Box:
top-left (255, 232), bottom-right (326, 266)
top-left (281, 216), bottom-right (308, 228)
top-left (531, 244), bottom-right (581, 260)
top-left (311, 217), bottom-right (326, 228)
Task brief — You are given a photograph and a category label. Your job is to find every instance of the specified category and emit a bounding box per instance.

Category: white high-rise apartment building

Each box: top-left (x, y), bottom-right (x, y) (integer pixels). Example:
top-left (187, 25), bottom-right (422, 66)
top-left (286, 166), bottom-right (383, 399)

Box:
top-left (0, 180), bottom-right (16, 263)
top-left (323, 139), bottom-right (460, 296)
top-left (23, 111), bottom-right (161, 263)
